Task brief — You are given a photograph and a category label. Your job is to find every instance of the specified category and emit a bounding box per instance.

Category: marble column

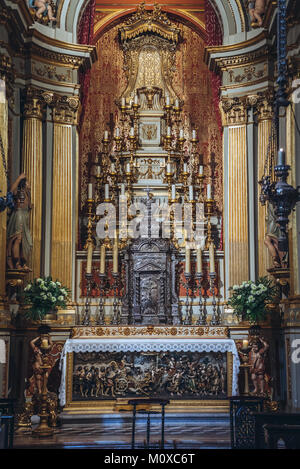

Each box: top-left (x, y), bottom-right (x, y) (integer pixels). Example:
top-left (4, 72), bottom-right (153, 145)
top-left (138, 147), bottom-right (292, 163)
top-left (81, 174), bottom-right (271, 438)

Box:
top-left (222, 97), bottom-right (249, 291)
top-left (50, 96), bottom-right (79, 290)
top-left (21, 88), bottom-right (45, 279)
top-left (256, 92), bottom-right (274, 277)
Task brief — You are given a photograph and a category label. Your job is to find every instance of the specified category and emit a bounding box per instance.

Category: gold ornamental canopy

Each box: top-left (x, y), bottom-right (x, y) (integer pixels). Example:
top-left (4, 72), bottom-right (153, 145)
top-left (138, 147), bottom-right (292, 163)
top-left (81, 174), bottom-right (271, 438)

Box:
top-left (119, 3), bottom-right (181, 44)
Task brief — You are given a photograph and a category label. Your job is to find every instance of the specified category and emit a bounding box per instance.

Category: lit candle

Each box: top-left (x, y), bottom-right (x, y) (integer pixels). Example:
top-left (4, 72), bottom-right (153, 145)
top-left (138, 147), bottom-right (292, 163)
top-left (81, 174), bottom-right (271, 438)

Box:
top-left (105, 184), bottom-right (109, 200)
top-left (100, 244), bottom-right (106, 274)
top-left (189, 185), bottom-right (194, 201)
top-left (167, 126), bottom-right (171, 136)
top-left (115, 127), bottom-right (120, 137)
top-left (278, 148), bottom-right (286, 166)
top-left (88, 183), bottom-right (93, 199)
top-left (192, 129), bottom-right (197, 140)
top-left (179, 129), bottom-right (184, 139)
top-left (185, 245), bottom-right (191, 274)
top-left (130, 127), bottom-right (135, 137)
top-left (171, 184), bottom-right (176, 200)
top-left (209, 243), bottom-right (215, 272)
top-left (104, 130), bottom-right (109, 140)
top-left (196, 247), bottom-right (202, 273)
top-left (207, 183), bottom-right (211, 199)
top-left (183, 163), bottom-right (187, 173)
top-left (242, 340), bottom-right (249, 349)
top-left (86, 244), bottom-right (93, 274)
top-left (199, 165), bottom-right (203, 175)
top-left (113, 240), bottom-right (118, 274)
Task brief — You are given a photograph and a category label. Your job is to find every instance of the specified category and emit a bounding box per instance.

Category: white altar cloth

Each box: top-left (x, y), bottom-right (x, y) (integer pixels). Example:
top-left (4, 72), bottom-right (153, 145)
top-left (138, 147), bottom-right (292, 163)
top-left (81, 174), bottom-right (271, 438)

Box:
top-left (59, 338), bottom-right (240, 406)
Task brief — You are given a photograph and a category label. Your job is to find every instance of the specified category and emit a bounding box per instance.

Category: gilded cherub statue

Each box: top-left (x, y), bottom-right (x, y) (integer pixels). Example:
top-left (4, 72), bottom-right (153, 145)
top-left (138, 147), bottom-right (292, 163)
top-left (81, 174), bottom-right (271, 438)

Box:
top-left (247, 0), bottom-right (266, 28)
top-left (29, 0), bottom-right (56, 22)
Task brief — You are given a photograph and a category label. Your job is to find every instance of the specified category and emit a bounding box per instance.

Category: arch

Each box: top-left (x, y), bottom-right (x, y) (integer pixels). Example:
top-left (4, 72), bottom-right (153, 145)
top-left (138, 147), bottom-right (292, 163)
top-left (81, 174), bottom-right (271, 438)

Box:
top-left (57, 0), bottom-right (250, 43)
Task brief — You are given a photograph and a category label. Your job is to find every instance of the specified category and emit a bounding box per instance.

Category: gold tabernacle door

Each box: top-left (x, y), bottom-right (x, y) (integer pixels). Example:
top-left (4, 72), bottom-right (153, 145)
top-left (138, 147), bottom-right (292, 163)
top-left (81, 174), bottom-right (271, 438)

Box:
top-left (60, 326), bottom-right (239, 414)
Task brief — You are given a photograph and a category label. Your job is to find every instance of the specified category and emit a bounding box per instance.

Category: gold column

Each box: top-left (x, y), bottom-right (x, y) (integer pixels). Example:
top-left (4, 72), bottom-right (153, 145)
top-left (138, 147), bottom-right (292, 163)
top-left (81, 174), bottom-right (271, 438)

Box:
top-left (286, 102), bottom-right (298, 294)
top-left (22, 88), bottom-right (45, 279)
top-left (0, 80), bottom-right (8, 302)
top-left (222, 97), bottom-right (249, 288)
top-left (50, 96), bottom-right (79, 290)
top-left (256, 93), bottom-right (274, 276)
top-left (0, 56), bottom-right (14, 304)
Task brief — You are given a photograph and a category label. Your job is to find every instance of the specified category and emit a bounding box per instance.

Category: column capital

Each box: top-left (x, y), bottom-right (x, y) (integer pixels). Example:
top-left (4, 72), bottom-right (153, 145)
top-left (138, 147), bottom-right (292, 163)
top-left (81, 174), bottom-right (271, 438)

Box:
top-left (0, 54), bottom-right (15, 96)
top-left (51, 94), bottom-right (80, 125)
top-left (256, 89), bottom-right (275, 122)
top-left (220, 96), bottom-right (248, 126)
top-left (23, 87), bottom-right (47, 120)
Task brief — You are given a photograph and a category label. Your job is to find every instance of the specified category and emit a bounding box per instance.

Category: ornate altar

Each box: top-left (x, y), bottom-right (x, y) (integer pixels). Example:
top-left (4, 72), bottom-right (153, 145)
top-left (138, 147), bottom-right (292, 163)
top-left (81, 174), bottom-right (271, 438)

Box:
top-left (59, 326), bottom-right (240, 414)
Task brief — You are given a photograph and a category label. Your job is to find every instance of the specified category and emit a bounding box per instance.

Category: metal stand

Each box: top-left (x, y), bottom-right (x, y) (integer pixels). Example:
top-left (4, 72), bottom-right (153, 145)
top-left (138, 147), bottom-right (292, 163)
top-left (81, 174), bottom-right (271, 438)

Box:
top-left (183, 272), bottom-right (192, 325)
top-left (111, 273), bottom-right (120, 325)
top-left (97, 273), bottom-right (106, 325)
top-left (195, 272), bottom-right (207, 325)
top-left (82, 273), bottom-right (93, 325)
top-left (209, 271), bottom-right (219, 325)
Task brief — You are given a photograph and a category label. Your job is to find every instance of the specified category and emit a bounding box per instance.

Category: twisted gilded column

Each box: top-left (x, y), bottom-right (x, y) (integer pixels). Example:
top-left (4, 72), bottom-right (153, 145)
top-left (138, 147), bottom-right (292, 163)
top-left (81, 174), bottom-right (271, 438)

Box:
top-left (50, 96), bottom-right (79, 290)
top-left (22, 88), bottom-right (45, 279)
top-left (222, 97), bottom-right (249, 290)
top-left (256, 92), bottom-right (274, 277)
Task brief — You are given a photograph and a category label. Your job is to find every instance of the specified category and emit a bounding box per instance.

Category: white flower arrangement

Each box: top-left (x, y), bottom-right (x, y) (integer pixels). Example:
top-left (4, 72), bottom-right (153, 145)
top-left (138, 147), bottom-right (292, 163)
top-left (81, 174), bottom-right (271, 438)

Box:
top-left (23, 276), bottom-right (69, 321)
top-left (228, 276), bottom-right (278, 324)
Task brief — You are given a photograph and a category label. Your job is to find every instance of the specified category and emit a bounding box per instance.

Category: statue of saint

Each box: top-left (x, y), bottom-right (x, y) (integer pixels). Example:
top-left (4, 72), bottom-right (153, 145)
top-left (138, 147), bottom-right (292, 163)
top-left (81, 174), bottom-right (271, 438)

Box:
top-left (264, 203), bottom-right (286, 268)
top-left (29, 0), bottom-right (56, 22)
top-left (247, 0), bottom-right (266, 28)
top-left (249, 337), bottom-right (269, 396)
top-left (6, 173), bottom-right (33, 271)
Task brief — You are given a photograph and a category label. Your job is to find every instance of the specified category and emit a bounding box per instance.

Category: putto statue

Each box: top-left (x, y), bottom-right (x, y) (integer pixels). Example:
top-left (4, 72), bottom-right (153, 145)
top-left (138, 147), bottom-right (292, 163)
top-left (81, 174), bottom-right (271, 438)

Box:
top-left (247, 0), bottom-right (266, 28)
top-left (29, 0), bottom-right (56, 22)
top-left (6, 173), bottom-right (33, 271)
top-left (249, 336), bottom-right (269, 396)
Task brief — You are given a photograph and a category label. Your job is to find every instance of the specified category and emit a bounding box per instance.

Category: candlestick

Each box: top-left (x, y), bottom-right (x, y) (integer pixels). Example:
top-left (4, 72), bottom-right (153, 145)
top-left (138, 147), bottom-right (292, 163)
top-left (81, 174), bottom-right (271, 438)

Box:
top-left (199, 165), bottom-right (203, 175)
top-left (242, 339), bottom-right (249, 349)
top-left (100, 244), bottom-right (106, 274)
top-left (97, 166), bottom-right (101, 176)
top-left (189, 185), bottom-right (194, 201)
top-left (86, 244), bottom-right (93, 274)
top-left (104, 130), bottom-right (109, 140)
top-left (113, 240), bottom-right (118, 274)
top-left (185, 245), bottom-right (191, 274)
top-left (121, 97), bottom-right (125, 107)
top-left (167, 126), bottom-right (171, 136)
top-left (105, 184), bottom-right (109, 200)
top-left (171, 184), bottom-right (176, 200)
top-left (209, 243), bottom-right (215, 272)
top-left (121, 183), bottom-right (125, 196)
top-left (277, 148), bottom-right (286, 166)
top-left (192, 129), bottom-right (197, 140)
top-left (115, 127), bottom-right (120, 137)
top-left (183, 163), bottom-right (187, 173)
top-left (166, 96), bottom-right (170, 106)
top-left (196, 247), bottom-right (202, 273)
top-left (88, 183), bottom-right (93, 200)
top-left (167, 163), bottom-right (172, 174)
top-left (130, 127), bottom-right (135, 137)
top-left (207, 183), bottom-right (211, 199)
top-left (175, 99), bottom-right (179, 108)
top-left (126, 163), bottom-right (131, 174)
top-left (111, 163), bottom-right (116, 173)
top-left (179, 129), bottom-right (184, 139)
top-left (134, 94), bottom-right (138, 105)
